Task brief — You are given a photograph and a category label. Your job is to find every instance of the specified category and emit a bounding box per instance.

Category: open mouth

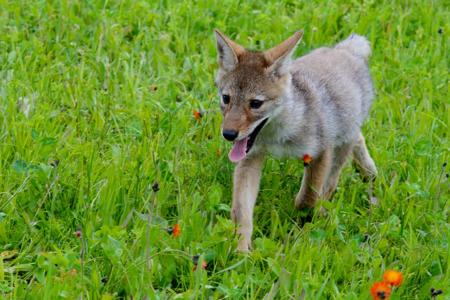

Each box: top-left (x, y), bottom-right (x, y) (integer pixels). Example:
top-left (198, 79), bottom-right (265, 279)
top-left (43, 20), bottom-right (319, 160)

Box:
top-left (228, 118), bottom-right (269, 163)
top-left (246, 117), bottom-right (269, 153)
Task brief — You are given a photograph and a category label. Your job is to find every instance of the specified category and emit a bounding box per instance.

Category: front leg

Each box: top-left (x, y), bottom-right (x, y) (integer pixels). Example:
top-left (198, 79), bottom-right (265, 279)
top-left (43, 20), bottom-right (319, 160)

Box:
top-left (231, 153), bottom-right (265, 252)
top-left (295, 148), bottom-right (332, 209)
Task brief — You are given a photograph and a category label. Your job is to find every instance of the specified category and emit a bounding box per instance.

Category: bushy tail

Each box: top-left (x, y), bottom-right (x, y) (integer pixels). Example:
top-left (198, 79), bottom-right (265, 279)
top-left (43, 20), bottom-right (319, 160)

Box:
top-left (335, 34), bottom-right (371, 60)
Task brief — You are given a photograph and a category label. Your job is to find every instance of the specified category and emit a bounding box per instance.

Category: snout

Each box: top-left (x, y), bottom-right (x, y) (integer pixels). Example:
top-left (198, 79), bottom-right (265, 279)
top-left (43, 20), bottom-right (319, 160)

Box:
top-left (222, 129), bottom-right (239, 141)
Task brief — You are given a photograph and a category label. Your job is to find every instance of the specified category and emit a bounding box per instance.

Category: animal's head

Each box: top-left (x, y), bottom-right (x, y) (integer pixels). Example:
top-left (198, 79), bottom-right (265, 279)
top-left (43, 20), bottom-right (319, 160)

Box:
top-left (214, 30), bottom-right (303, 162)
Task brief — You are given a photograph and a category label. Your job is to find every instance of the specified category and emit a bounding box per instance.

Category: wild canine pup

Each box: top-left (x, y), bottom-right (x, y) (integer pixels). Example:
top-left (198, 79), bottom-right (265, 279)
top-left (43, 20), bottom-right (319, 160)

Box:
top-left (214, 30), bottom-right (377, 252)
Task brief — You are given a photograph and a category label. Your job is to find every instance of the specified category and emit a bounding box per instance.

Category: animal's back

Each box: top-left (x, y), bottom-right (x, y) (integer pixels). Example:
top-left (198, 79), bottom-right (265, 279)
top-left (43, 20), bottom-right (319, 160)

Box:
top-left (291, 34), bottom-right (374, 145)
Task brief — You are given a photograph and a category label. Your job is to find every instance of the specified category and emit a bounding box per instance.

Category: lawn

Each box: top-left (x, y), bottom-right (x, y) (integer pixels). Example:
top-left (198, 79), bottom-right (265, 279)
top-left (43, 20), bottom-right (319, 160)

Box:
top-left (0, 0), bottom-right (448, 299)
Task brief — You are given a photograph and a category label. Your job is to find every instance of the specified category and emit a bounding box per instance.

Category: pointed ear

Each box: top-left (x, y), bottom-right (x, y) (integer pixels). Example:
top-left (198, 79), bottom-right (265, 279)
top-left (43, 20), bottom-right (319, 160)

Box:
top-left (264, 30), bottom-right (303, 77)
top-left (214, 29), bottom-right (245, 72)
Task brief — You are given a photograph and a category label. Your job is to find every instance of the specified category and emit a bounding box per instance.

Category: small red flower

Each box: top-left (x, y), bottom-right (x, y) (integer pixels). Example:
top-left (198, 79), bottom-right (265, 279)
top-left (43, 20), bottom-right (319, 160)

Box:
top-left (172, 223), bottom-right (181, 237)
top-left (192, 255), bottom-right (207, 271)
top-left (371, 281), bottom-right (391, 300)
top-left (193, 110), bottom-right (203, 120)
top-left (74, 230), bottom-right (82, 239)
top-left (383, 270), bottom-right (403, 287)
top-left (193, 261), bottom-right (207, 271)
top-left (303, 154), bottom-right (312, 165)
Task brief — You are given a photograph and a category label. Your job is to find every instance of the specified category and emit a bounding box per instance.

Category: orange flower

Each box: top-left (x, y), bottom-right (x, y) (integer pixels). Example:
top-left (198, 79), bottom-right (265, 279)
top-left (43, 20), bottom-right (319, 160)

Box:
top-left (383, 270), bottom-right (403, 287)
top-left (172, 223), bottom-right (181, 237)
top-left (371, 281), bottom-right (391, 300)
top-left (193, 261), bottom-right (207, 271)
top-left (303, 154), bottom-right (313, 165)
top-left (193, 110), bottom-right (202, 120)
top-left (192, 255), bottom-right (207, 271)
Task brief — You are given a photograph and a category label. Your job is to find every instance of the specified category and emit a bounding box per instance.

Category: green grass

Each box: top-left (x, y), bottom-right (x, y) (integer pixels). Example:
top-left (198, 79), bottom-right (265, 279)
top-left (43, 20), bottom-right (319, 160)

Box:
top-left (0, 0), bottom-right (449, 298)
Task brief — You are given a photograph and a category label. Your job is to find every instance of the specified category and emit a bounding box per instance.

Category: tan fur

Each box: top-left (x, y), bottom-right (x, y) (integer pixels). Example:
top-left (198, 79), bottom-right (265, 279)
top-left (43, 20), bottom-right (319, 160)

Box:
top-left (264, 31), bottom-right (303, 64)
top-left (214, 30), bottom-right (377, 252)
top-left (353, 133), bottom-right (378, 180)
top-left (295, 148), bottom-right (332, 209)
top-left (322, 142), bottom-right (355, 199)
top-left (231, 154), bottom-right (264, 252)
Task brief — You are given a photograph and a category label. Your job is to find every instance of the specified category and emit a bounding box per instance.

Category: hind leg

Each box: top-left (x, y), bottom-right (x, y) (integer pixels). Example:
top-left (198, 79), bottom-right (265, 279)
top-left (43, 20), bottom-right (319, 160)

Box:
top-left (322, 143), bottom-right (355, 200)
top-left (295, 148), bottom-right (332, 209)
top-left (353, 133), bottom-right (377, 180)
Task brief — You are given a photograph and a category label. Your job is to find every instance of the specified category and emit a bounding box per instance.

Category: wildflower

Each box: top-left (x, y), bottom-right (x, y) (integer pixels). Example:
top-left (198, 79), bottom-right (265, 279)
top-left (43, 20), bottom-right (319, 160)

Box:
top-left (193, 110), bottom-right (203, 120)
top-left (74, 230), bottom-right (82, 239)
top-left (192, 254), bottom-right (207, 271)
top-left (431, 288), bottom-right (443, 298)
top-left (152, 181), bottom-right (160, 192)
top-left (192, 261), bottom-right (208, 271)
top-left (383, 270), bottom-right (403, 287)
top-left (303, 154), bottom-right (312, 166)
top-left (371, 281), bottom-right (391, 300)
top-left (167, 223), bottom-right (181, 237)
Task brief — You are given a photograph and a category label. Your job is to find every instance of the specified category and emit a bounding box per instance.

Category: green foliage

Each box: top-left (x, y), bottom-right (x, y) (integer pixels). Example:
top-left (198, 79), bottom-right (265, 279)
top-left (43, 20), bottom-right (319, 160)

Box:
top-left (0, 0), bottom-right (448, 298)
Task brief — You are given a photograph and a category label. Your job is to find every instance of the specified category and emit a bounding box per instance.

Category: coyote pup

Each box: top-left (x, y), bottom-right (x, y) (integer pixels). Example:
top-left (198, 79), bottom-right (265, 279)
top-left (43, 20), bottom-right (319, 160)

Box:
top-left (214, 30), bottom-right (377, 252)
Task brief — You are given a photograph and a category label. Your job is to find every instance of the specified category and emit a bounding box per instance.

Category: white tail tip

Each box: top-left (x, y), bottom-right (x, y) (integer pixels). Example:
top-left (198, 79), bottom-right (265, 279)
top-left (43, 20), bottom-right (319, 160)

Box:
top-left (336, 34), bottom-right (371, 60)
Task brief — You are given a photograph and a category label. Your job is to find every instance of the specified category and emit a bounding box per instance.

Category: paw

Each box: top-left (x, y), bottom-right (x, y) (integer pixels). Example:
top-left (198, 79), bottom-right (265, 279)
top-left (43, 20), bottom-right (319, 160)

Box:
top-left (294, 196), bottom-right (315, 210)
top-left (366, 160), bottom-right (378, 178)
top-left (237, 238), bottom-right (251, 253)
top-left (360, 162), bottom-right (378, 182)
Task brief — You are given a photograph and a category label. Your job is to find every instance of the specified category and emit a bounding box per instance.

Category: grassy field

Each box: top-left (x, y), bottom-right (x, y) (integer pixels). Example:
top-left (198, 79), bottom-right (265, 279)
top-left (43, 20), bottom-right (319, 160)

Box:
top-left (0, 0), bottom-right (449, 299)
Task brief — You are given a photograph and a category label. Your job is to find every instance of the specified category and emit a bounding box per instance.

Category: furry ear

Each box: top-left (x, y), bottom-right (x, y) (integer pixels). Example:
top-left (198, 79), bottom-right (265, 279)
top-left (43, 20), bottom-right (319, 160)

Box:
top-left (214, 29), bottom-right (245, 72)
top-left (264, 30), bottom-right (303, 77)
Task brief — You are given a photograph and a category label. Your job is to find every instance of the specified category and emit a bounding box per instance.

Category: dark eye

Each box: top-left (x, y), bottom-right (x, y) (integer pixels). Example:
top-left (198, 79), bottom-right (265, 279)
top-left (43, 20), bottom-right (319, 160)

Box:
top-left (249, 99), bottom-right (263, 109)
top-left (222, 94), bottom-right (230, 105)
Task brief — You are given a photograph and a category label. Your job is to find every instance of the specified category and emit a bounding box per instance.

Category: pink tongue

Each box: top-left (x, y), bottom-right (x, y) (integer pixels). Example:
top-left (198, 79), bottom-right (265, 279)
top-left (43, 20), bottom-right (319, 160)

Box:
top-left (228, 137), bottom-right (248, 163)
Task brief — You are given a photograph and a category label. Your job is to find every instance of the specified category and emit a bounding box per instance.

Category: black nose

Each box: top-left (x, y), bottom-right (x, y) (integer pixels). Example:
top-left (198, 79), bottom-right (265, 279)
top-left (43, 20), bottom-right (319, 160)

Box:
top-left (223, 129), bottom-right (239, 141)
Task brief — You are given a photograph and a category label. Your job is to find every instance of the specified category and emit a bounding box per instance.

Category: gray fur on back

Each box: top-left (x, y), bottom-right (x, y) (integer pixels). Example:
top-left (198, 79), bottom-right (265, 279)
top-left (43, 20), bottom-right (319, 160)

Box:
top-left (261, 35), bottom-right (374, 157)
